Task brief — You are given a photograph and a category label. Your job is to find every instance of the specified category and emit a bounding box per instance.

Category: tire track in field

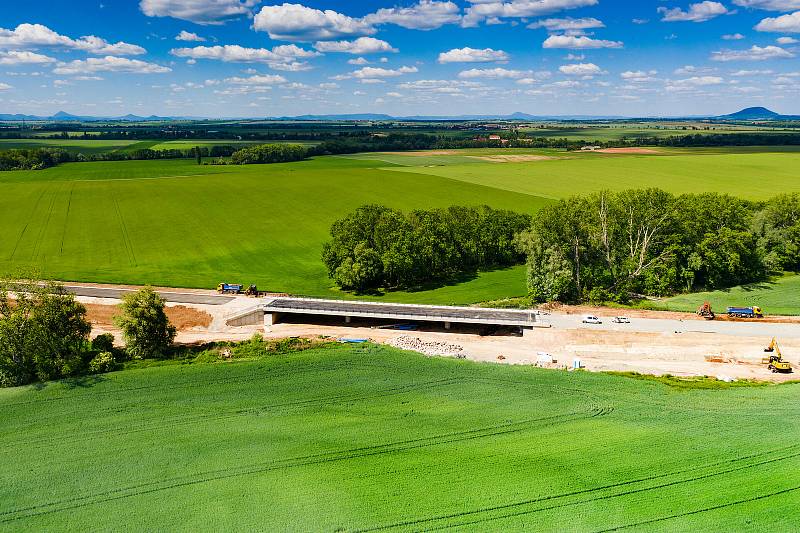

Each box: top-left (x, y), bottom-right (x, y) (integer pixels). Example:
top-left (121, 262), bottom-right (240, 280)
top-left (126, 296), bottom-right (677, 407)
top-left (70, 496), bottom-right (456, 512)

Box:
top-left (112, 193), bottom-right (137, 266)
top-left (8, 186), bottom-right (47, 261)
top-left (0, 407), bottom-right (608, 524)
top-left (30, 182), bottom-right (63, 261)
top-left (594, 484), bottom-right (800, 532)
top-left (60, 182), bottom-right (75, 255)
top-left (0, 360), bottom-right (402, 408)
top-left (358, 446), bottom-right (800, 532)
top-left (3, 378), bottom-right (464, 448)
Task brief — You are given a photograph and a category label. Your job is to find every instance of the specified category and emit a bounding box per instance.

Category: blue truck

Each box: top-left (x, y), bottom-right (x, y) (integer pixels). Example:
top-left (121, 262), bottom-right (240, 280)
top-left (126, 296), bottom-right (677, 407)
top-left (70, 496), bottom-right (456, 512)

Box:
top-left (727, 306), bottom-right (764, 318)
top-left (217, 283), bottom-right (244, 294)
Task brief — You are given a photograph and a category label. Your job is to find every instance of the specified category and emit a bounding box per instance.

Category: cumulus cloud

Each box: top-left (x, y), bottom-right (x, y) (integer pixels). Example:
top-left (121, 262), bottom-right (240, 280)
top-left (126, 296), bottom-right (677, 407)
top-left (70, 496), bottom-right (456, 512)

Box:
top-left (723, 33), bottom-right (745, 39)
top-left (658, 2), bottom-right (729, 22)
top-left (559, 62), bottom-right (603, 75)
top-left (0, 82), bottom-right (12, 90)
top-left (755, 11), bottom-right (800, 32)
top-left (224, 74), bottom-right (287, 85)
top-left (253, 4), bottom-right (374, 41)
top-left (364, 1), bottom-right (462, 30)
top-left (462, 0), bottom-right (599, 27)
top-left (437, 47), bottom-right (510, 63)
top-left (314, 37), bottom-right (397, 54)
top-left (350, 66), bottom-right (418, 78)
top-left (673, 75), bottom-right (724, 85)
top-left (0, 23), bottom-right (145, 55)
top-left (170, 44), bottom-right (319, 71)
top-left (528, 17), bottom-right (604, 31)
top-left (53, 56), bottom-right (171, 75)
top-left (620, 70), bottom-right (658, 82)
top-left (733, 0), bottom-right (800, 10)
top-left (711, 44), bottom-right (795, 60)
top-left (777, 36), bottom-right (800, 42)
top-left (348, 57), bottom-right (369, 65)
top-left (457, 67), bottom-right (531, 78)
top-left (139, 0), bottom-right (259, 25)
top-left (176, 30), bottom-right (205, 42)
top-left (0, 50), bottom-right (56, 65)
top-left (542, 35), bottom-right (623, 48)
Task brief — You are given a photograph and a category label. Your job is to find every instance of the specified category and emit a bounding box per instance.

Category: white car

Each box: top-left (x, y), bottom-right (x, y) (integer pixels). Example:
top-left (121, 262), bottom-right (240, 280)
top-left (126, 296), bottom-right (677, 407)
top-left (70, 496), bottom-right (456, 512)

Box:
top-left (582, 315), bottom-right (602, 324)
top-left (612, 316), bottom-right (630, 324)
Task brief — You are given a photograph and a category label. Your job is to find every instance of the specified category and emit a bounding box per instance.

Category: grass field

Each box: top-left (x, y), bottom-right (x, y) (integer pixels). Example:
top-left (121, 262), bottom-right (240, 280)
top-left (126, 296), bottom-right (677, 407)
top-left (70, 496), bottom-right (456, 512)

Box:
top-left (0, 138), bottom-right (140, 154)
top-left (662, 274), bottom-right (800, 316)
top-left (1, 345), bottom-right (799, 531)
top-left (3, 146), bottom-right (800, 303)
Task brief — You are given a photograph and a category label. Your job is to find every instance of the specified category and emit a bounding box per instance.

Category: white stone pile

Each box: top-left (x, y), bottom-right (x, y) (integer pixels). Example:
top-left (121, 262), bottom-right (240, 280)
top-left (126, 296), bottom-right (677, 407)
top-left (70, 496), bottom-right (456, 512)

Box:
top-left (388, 335), bottom-right (467, 358)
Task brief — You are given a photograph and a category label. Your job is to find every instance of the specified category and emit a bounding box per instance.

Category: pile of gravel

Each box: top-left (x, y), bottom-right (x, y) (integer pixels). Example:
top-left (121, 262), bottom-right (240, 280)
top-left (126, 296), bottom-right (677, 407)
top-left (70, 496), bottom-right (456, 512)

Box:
top-left (388, 335), bottom-right (467, 359)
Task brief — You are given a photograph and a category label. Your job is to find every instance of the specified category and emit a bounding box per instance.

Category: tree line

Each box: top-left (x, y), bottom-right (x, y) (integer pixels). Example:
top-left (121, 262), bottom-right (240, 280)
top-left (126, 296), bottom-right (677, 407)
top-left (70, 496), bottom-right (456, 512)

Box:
top-left (322, 205), bottom-right (531, 291)
top-left (0, 280), bottom-right (175, 387)
top-left (519, 190), bottom-right (800, 303)
top-left (0, 145), bottom-right (240, 171)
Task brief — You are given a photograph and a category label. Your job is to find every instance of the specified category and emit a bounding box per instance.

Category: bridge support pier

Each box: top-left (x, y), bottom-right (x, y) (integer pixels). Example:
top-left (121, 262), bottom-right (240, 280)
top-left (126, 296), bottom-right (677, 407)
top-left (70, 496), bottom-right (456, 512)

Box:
top-left (345, 316), bottom-right (352, 324)
top-left (522, 327), bottom-right (534, 339)
top-left (264, 312), bottom-right (278, 327)
top-left (444, 321), bottom-right (451, 330)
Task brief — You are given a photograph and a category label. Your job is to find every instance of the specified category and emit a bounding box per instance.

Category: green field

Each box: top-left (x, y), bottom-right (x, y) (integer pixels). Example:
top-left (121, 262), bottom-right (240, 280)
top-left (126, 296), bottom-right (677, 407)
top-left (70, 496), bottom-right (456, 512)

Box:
top-left (662, 274), bottom-right (800, 316)
top-left (0, 138), bottom-right (140, 154)
top-left (3, 147), bottom-right (800, 303)
top-left (1, 345), bottom-right (799, 531)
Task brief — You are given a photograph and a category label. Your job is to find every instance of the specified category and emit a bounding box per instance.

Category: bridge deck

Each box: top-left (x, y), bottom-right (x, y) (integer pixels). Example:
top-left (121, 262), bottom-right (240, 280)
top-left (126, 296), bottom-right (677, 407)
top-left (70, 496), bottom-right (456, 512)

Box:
top-left (262, 298), bottom-right (537, 327)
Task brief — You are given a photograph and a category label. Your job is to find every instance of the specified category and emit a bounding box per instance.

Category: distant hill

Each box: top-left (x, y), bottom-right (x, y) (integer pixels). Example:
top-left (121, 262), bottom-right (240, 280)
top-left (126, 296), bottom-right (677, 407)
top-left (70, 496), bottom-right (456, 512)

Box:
top-left (0, 111), bottom-right (184, 122)
top-left (717, 107), bottom-right (795, 120)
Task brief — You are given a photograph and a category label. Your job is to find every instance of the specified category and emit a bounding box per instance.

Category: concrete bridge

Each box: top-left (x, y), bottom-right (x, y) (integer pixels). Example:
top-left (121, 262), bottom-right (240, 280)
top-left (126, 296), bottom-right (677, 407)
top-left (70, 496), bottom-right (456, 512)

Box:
top-left (226, 297), bottom-right (539, 336)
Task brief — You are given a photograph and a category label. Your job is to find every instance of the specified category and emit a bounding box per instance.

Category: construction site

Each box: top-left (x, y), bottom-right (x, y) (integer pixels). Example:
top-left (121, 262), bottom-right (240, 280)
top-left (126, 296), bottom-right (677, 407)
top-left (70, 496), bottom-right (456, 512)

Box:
top-left (67, 283), bottom-right (799, 383)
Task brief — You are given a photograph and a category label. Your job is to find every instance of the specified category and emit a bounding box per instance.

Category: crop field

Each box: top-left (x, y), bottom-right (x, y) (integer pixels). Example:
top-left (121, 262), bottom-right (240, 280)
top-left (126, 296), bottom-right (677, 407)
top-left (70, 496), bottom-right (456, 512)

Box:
top-left (2, 146), bottom-right (800, 303)
top-left (662, 274), bottom-right (800, 316)
top-left (518, 123), bottom-right (794, 140)
top-left (1, 345), bottom-right (799, 531)
top-left (0, 138), bottom-right (140, 154)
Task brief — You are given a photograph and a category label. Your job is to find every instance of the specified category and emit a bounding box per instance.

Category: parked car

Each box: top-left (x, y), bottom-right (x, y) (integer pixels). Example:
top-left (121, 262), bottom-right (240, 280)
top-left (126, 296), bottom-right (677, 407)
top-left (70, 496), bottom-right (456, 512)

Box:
top-left (582, 315), bottom-right (602, 324)
top-left (612, 316), bottom-right (630, 324)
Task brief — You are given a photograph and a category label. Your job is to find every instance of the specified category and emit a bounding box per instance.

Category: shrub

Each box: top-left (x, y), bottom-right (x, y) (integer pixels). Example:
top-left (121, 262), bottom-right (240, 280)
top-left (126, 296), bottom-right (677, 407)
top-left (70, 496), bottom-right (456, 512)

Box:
top-left (89, 352), bottom-right (117, 374)
top-left (91, 333), bottom-right (115, 353)
top-left (114, 287), bottom-right (176, 359)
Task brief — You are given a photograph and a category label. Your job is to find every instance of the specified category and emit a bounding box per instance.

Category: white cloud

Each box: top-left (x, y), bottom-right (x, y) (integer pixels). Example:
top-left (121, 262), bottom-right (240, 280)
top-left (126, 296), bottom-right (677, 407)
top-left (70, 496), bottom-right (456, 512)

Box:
top-left (755, 11), bottom-right (800, 32)
top-left (528, 17), bottom-right (604, 31)
top-left (319, 82), bottom-right (339, 89)
top-left (711, 44), bottom-right (795, 60)
top-left (620, 69), bottom-right (658, 82)
top-left (458, 67), bottom-right (531, 79)
top-left (673, 75), bottom-right (725, 85)
top-left (351, 66), bottom-right (418, 78)
top-left (777, 36), bottom-right (800, 42)
top-left (733, 0), bottom-right (800, 10)
top-left (139, 0), bottom-right (259, 25)
top-left (438, 47), bottom-right (510, 63)
top-left (176, 30), bottom-right (205, 42)
top-left (730, 69), bottom-right (773, 75)
top-left (314, 37), bottom-right (396, 54)
top-left (253, 4), bottom-right (374, 41)
top-left (658, 2), bottom-right (729, 22)
top-left (559, 62), bottom-right (603, 75)
top-left (723, 33), bottom-right (745, 39)
top-left (224, 74), bottom-right (287, 85)
top-left (542, 35), bottom-right (623, 48)
top-left (348, 57), bottom-right (369, 65)
top-left (0, 23), bottom-right (145, 55)
top-left (0, 50), bottom-right (56, 65)
top-left (364, 1), bottom-right (462, 30)
top-left (170, 44), bottom-right (318, 71)
top-left (0, 82), bottom-right (12, 90)
top-left (462, 0), bottom-right (599, 27)
top-left (53, 56), bottom-right (171, 75)
top-left (386, 91), bottom-right (403, 98)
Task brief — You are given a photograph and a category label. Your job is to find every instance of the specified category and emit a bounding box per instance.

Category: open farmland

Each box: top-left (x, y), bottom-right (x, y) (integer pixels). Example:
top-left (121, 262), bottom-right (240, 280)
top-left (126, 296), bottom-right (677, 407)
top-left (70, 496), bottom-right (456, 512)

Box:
top-left (1, 345), bottom-right (799, 531)
top-left (662, 274), bottom-right (800, 316)
top-left (4, 147), bottom-right (800, 303)
top-left (0, 138), bottom-right (141, 154)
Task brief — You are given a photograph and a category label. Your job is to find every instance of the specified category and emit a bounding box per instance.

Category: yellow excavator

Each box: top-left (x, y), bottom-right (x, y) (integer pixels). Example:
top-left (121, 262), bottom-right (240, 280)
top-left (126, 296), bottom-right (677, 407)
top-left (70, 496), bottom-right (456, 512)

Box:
top-left (763, 338), bottom-right (793, 373)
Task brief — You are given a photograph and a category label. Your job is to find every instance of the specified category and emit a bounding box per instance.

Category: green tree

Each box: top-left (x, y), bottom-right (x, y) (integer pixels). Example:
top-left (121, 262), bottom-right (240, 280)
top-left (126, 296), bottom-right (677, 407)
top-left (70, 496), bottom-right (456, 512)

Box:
top-left (0, 279), bottom-right (91, 386)
top-left (115, 287), bottom-right (176, 359)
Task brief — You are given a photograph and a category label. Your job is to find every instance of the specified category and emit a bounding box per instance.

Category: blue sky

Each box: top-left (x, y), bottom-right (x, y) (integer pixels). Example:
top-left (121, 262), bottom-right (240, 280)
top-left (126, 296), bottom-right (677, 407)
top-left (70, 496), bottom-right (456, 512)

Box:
top-left (1, 0), bottom-right (800, 117)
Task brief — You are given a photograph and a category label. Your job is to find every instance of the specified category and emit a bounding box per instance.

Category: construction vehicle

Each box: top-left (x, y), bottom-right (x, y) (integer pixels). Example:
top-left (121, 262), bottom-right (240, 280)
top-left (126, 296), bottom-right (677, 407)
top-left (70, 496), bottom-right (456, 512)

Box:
top-left (217, 283), bottom-right (244, 294)
top-left (697, 302), bottom-right (715, 320)
top-left (762, 337), bottom-right (793, 373)
top-left (727, 306), bottom-right (763, 318)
